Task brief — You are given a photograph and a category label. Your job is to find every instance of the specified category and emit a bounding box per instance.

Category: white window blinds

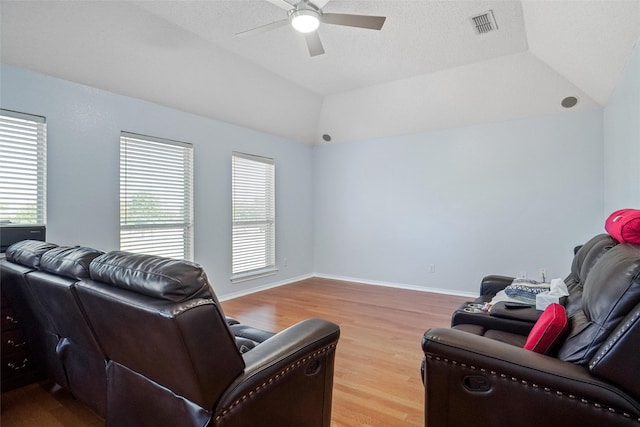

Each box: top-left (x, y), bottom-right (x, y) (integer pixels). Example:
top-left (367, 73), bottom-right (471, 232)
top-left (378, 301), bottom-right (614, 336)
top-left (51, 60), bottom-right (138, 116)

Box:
top-left (232, 152), bottom-right (276, 281)
top-left (0, 109), bottom-right (47, 225)
top-left (120, 132), bottom-right (193, 260)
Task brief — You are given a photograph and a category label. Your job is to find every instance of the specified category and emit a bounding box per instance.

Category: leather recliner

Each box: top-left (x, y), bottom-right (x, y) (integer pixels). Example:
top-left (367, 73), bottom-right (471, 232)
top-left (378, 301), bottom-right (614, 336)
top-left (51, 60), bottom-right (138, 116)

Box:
top-left (450, 233), bottom-right (618, 337)
top-left (25, 245), bottom-right (108, 416)
top-left (422, 239), bottom-right (640, 426)
top-left (1, 241), bottom-right (340, 426)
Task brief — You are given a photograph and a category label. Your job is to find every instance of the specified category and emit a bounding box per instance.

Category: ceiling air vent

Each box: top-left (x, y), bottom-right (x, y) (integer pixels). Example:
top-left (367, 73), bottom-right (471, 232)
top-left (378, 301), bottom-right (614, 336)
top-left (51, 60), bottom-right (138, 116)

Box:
top-left (471, 10), bottom-right (498, 34)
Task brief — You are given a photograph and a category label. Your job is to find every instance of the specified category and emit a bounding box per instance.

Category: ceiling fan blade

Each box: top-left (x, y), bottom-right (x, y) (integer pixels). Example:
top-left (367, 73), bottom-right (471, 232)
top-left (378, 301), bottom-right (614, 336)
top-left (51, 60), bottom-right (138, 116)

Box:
top-left (236, 19), bottom-right (289, 37)
top-left (322, 13), bottom-right (386, 30)
top-left (310, 0), bottom-right (331, 8)
top-left (304, 31), bottom-right (325, 57)
top-left (265, 0), bottom-right (295, 10)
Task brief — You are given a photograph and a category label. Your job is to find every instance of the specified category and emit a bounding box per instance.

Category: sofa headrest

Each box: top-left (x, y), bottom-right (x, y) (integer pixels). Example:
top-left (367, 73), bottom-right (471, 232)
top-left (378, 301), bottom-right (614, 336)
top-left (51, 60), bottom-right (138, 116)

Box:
top-left (583, 243), bottom-right (640, 320)
top-left (5, 240), bottom-right (59, 269)
top-left (89, 251), bottom-right (213, 302)
top-left (558, 243), bottom-right (640, 364)
top-left (39, 246), bottom-right (104, 280)
top-left (571, 234), bottom-right (617, 284)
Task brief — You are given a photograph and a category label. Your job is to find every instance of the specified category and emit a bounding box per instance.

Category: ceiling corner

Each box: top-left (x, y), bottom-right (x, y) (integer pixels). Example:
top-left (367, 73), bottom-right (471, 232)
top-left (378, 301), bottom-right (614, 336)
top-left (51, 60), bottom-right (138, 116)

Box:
top-left (521, 0), bottom-right (640, 106)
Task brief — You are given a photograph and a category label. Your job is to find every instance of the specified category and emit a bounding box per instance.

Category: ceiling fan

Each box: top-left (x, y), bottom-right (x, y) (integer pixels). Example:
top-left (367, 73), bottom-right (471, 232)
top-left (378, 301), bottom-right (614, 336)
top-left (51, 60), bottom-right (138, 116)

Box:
top-left (236, 0), bottom-right (386, 57)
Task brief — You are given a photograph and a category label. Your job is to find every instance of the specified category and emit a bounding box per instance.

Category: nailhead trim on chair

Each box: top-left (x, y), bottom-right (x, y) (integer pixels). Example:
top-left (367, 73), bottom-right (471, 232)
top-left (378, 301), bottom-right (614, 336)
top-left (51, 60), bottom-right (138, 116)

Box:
top-left (172, 298), bottom-right (215, 315)
top-left (214, 343), bottom-right (337, 423)
top-left (590, 309), bottom-right (640, 370)
top-left (425, 354), bottom-right (640, 422)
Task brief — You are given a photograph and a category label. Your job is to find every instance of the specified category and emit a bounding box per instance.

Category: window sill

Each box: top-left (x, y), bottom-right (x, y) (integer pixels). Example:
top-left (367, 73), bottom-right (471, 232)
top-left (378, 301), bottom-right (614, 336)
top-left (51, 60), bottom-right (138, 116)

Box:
top-left (230, 267), bottom-right (278, 284)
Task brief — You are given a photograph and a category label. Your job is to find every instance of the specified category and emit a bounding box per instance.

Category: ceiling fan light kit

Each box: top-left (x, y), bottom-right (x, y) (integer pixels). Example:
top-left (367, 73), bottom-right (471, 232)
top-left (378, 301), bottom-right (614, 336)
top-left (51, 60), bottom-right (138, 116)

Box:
top-left (290, 9), bottom-right (321, 33)
top-left (238, 0), bottom-right (387, 56)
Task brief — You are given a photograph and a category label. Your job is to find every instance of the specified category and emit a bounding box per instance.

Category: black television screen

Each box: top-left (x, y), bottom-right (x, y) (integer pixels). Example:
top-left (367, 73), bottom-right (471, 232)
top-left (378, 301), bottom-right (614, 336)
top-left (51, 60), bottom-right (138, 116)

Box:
top-left (0, 225), bottom-right (46, 253)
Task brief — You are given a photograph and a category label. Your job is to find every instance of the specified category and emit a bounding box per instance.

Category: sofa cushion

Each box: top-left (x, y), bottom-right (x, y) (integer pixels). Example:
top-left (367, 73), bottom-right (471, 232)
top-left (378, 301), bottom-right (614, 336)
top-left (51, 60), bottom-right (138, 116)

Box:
top-left (524, 303), bottom-right (568, 354)
top-left (564, 234), bottom-right (617, 316)
top-left (5, 239), bottom-right (58, 269)
top-left (39, 246), bottom-right (104, 280)
top-left (606, 208), bottom-right (640, 244)
top-left (89, 251), bottom-right (213, 302)
top-left (572, 234), bottom-right (618, 285)
top-left (229, 323), bottom-right (275, 353)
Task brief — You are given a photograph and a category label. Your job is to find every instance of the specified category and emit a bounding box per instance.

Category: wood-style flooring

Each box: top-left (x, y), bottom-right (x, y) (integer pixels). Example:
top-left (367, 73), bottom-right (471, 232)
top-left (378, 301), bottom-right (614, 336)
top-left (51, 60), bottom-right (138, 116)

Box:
top-left (0, 277), bottom-right (469, 426)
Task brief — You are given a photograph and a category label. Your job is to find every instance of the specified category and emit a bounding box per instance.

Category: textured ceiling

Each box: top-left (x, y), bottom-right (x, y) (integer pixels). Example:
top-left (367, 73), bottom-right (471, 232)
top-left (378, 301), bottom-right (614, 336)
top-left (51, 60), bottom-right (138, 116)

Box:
top-left (1, 0), bottom-right (639, 145)
top-left (134, 0), bottom-right (530, 95)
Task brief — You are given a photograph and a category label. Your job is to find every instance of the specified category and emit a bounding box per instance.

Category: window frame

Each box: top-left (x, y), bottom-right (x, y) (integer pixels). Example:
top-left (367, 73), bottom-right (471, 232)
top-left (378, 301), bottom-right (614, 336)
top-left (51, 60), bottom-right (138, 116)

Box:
top-left (231, 151), bottom-right (277, 282)
top-left (119, 131), bottom-right (194, 260)
top-left (0, 109), bottom-right (47, 226)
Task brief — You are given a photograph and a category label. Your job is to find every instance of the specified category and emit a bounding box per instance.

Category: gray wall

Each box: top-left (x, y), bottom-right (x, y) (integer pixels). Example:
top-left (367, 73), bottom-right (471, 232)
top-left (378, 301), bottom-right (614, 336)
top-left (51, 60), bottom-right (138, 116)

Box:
top-left (0, 64), bottom-right (314, 298)
top-left (312, 110), bottom-right (604, 294)
top-left (311, 40), bottom-right (640, 296)
top-left (604, 39), bottom-right (640, 213)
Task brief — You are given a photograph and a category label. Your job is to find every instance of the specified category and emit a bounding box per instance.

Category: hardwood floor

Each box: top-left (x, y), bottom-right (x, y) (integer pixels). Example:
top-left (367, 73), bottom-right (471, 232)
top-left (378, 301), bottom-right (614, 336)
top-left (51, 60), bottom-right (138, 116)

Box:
top-left (0, 382), bottom-right (103, 427)
top-left (0, 277), bottom-right (469, 426)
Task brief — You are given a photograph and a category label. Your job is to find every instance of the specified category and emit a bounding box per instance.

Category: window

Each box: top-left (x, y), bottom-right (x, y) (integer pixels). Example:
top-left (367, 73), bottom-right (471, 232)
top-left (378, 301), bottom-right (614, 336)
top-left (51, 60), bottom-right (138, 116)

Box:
top-left (120, 132), bottom-right (193, 260)
top-left (232, 152), bottom-right (276, 281)
top-left (0, 109), bottom-right (47, 225)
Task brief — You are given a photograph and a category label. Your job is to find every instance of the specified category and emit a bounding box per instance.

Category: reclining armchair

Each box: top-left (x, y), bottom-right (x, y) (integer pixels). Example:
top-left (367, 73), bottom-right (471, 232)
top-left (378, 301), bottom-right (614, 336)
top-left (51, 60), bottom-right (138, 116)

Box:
top-left (76, 251), bottom-right (340, 427)
top-left (422, 239), bottom-right (640, 426)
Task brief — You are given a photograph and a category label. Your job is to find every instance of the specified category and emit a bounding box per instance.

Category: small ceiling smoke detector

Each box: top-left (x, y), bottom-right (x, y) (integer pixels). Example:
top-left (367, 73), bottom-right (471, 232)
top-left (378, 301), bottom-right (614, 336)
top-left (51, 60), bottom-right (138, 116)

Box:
top-left (471, 10), bottom-right (498, 34)
top-left (561, 96), bottom-right (579, 108)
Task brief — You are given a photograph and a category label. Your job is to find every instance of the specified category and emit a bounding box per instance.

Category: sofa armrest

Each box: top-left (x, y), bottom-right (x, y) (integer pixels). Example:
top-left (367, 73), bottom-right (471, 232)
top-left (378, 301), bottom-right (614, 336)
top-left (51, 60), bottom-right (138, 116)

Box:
top-left (213, 318), bottom-right (340, 427)
top-left (479, 274), bottom-right (514, 296)
top-left (450, 308), bottom-right (536, 335)
top-left (422, 328), bottom-right (640, 427)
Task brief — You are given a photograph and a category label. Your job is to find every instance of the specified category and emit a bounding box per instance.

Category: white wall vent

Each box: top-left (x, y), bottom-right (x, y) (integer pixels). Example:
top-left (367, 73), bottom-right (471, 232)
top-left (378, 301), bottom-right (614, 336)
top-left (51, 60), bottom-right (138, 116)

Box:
top-left (471, 10), bottom-right (498, 34)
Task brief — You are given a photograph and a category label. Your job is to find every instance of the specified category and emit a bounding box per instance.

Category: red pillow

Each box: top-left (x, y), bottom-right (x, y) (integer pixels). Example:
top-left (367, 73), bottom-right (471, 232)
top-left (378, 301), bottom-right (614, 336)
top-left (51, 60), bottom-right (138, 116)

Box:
top-left (605, 208), bottom-right (640, 244)
top-left (524, 303), bottom-right (568, 354)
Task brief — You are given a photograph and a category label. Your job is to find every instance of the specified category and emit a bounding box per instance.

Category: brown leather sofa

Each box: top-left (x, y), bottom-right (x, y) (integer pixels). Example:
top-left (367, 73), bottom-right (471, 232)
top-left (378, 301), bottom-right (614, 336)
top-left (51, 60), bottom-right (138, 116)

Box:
top-left (422, 235), bottom-right (640, 426)
top-left (450, 233), bottom-right (618, 337)
top-left (1, 240), bottom-right (340, 426)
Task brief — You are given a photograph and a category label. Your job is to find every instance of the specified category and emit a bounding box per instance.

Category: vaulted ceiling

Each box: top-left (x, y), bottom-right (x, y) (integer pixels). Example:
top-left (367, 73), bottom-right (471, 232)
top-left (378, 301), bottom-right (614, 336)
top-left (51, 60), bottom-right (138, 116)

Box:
top-left (1, 0), bottom-right (639, 145)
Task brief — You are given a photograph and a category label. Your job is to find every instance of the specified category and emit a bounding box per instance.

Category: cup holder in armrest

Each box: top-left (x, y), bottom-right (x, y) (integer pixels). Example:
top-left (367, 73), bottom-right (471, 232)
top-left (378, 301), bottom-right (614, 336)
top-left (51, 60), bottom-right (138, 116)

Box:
top-left (462, 303), bottom-right (485, 313)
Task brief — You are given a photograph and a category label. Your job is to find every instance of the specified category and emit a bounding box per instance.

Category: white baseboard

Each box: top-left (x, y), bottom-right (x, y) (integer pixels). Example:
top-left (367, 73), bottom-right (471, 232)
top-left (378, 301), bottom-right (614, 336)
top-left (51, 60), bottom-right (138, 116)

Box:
top-left (218, 273), bottom-right (315, 301)
top-left (219, 271), bottom-right (477, 301)
top-left (313, 273), bottom-right (478, 298)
